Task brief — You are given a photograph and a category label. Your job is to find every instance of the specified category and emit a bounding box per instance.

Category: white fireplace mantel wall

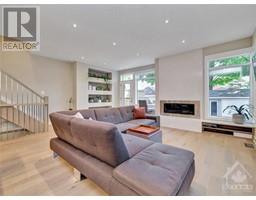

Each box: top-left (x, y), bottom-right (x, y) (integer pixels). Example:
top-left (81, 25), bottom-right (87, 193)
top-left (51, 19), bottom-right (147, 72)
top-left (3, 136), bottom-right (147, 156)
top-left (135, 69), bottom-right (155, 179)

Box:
top-left (156, 37), bottom-right (253, 132)
top-left (156, 49), bottom-right (204, 132)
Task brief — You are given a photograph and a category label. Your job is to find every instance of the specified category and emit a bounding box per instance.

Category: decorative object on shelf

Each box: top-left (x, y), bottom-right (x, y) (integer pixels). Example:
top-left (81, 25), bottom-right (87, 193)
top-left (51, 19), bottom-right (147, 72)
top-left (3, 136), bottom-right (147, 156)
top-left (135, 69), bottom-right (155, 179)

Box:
top-left (102, 74), bottom-right (111, 91)
top-left (68, 97), bottom-right (73, 111)
top-left (223, 104), bottom-right (254, 124)
top-left (88, 68), bottom-right (112, 106)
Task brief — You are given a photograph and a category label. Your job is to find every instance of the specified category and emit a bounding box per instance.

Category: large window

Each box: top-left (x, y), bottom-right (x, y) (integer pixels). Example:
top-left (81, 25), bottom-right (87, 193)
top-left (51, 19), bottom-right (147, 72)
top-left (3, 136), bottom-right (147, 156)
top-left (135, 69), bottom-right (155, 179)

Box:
top-left (120, 73), bottom-right (134, 106)
top-left (120, 69), bottom-right (156, 112)
top-left (206, 49), bottom-right (254, 120)
top-left (135, 70), bottom-right (156, 112)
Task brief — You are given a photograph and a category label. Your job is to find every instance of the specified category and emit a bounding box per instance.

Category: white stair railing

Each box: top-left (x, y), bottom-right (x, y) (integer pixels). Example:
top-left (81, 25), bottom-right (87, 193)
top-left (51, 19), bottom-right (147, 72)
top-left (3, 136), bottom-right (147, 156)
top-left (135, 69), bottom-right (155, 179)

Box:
top-left (0, 69), bottom-right (48, 139)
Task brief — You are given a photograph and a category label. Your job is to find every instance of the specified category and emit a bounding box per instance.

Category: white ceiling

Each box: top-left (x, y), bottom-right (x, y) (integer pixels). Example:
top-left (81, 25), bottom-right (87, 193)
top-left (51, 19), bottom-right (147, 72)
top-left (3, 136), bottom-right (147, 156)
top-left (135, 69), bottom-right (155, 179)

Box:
top-left (6, 5), bottom-right (256, 70)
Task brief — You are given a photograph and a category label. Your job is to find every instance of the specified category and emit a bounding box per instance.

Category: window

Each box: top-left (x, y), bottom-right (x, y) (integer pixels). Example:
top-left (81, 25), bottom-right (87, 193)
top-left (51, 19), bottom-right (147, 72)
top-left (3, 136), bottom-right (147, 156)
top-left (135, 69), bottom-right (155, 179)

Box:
top-left (120, 73), bottom-right (133, 81)
top-left (206, 49), bottom-right (254, 120)
top-left (253, 51), bottom-right (256, 80)
top-left (120, 73), bottom-right (134, 106)
top-left (119, 68), bottom-right (156, 113)
top-left (135, 70), bottom-right (156, 113)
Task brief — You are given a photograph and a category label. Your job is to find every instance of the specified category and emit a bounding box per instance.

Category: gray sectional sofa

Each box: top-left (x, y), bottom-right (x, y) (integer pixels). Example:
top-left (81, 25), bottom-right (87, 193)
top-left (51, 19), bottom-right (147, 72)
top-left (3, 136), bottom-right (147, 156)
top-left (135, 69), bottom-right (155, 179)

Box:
top-left (56, 106), bottom-right (160, 132)
top-left (50, 106), bottom-right (195, 196)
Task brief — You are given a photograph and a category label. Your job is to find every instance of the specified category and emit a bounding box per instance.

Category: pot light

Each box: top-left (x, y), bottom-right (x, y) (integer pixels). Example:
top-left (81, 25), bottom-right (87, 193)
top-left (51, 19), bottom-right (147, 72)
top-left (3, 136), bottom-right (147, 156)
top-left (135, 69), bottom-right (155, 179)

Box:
top-left (136, 53), bottom-right (140, 56)
top-left (81, 56), bottom-right (85, 60)
top-left (112, 42), bottom-right (117, 46)
top-left (73, 23), bottom-right (77, 28)
top-left (104, 62), bottom-right (107, 65)
top-left (181, 40), bottom-right (186, 44)
top-left (164, 19), bottom-right (169, 24)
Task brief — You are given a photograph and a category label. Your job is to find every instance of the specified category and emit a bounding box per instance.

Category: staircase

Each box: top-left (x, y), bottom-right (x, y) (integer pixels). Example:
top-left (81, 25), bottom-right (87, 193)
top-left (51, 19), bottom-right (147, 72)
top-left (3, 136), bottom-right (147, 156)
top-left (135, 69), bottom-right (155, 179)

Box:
top-left (0, 69), bottom-right (49, 141)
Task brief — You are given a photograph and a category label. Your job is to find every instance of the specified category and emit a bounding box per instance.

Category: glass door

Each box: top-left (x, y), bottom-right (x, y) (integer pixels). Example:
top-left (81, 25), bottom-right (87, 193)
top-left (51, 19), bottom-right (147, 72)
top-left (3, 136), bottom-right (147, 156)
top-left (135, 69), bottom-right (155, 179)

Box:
top-left (120, 80), bottom-right (134, 106)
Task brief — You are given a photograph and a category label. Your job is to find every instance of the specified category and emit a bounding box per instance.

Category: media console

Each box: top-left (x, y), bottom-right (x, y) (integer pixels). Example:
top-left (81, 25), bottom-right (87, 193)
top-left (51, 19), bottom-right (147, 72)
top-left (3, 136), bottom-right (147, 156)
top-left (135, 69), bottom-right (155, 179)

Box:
top-left (202, 120), bottom-right (255, 139)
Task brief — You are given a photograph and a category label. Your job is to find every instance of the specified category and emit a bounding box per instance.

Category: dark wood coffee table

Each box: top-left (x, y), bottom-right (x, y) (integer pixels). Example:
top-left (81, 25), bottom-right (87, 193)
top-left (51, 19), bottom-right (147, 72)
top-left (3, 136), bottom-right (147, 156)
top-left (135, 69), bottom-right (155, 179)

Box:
top-left (127, 125), bottom-right (162, 143)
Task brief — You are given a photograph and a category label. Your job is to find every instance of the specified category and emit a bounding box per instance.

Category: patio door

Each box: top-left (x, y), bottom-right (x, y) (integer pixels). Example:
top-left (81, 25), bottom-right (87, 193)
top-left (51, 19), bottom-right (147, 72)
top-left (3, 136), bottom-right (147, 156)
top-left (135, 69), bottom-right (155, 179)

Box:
top-left (120, 80), bottom-right (135, 106)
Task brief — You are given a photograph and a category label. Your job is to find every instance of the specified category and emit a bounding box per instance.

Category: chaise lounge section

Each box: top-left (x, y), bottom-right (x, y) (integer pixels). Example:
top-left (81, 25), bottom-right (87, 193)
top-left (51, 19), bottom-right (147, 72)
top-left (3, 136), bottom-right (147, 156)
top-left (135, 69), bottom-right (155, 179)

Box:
top-left (49, 106), bottom-right (195, 195)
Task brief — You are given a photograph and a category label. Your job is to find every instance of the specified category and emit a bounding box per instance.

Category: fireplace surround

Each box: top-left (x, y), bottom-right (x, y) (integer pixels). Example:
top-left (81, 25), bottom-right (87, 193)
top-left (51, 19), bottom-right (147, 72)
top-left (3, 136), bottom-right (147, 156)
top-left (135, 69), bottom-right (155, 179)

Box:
top-left (160, 100), bottom-right (200, 119)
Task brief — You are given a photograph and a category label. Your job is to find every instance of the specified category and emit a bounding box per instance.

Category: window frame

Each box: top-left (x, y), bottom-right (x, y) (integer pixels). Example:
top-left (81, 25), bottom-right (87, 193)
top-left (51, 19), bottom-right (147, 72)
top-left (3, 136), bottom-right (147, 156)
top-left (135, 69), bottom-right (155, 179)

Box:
top-left (204, 47), bottom-right (254, 121)
top-left (119, 68), bottom-right (156, 109)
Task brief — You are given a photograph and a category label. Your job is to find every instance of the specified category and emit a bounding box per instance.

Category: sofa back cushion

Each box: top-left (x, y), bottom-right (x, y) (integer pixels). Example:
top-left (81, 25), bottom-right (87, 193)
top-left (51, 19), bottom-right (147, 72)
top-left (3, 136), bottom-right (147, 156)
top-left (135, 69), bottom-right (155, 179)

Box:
top-left (119, 106), bottom-right (135, 122)
top-left (50, 112), bottom-right (129, 167)
top-left (57, 109), bottom-right (96, 120)
top-left (50, 112), bottom-right (73, 142)
top-left (95, 108), bottom-right (123, 124)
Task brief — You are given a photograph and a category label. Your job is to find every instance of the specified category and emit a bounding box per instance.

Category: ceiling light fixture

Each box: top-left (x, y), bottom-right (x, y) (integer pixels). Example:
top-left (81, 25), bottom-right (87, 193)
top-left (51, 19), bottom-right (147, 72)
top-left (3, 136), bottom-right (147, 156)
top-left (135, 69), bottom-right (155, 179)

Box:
top-left (181, 40), bottom-right (186, 44)
top-left (136, 53), bottom-right (140, 56)
top-left (164, 19), bottom-right (169, 24)
top-left (112, 42), bottom-right (117, 46)
top-left (104, 62), bottom-right (107, 65)
top-left (73, 23), bottom-right (77, 28)
top-left (81, 56), bottom-right (85, 60)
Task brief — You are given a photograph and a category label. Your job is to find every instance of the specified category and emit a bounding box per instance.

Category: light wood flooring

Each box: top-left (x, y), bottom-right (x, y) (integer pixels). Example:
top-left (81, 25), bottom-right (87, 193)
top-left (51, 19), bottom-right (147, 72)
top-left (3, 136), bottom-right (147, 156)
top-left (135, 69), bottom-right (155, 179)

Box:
top-left (0, 126), bottom-right (256, 195)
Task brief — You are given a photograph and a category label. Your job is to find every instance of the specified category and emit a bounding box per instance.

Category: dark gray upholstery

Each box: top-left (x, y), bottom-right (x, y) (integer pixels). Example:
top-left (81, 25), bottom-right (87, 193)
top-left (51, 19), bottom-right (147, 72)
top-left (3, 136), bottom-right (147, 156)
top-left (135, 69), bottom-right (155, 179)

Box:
top-left (128, 119), bottom-right (155, 126)
top-left (116, 122), bottom-right (137, 133)
top-left (50, 113), bottom-right (129, 167)
top-left (95, 108), bottom-right (124, 124)
top-left (122, 134), bottom-right (153, 157)
top-left (57, 109), bottom-right (96, 119)
top-left (113, 143), bottom-right (195, 195)
top-left (119, 106), bottom-right (135, 122)
top-left (50, 138), bottom-right (114, 193)
top-left (50, 106), bottom-right (195, 196)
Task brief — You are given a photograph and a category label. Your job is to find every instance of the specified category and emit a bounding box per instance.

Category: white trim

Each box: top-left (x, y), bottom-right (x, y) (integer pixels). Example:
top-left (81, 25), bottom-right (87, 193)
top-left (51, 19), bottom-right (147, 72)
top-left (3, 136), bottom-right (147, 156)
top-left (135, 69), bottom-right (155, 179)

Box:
top-left (204, 47), bottom-right (253, 121)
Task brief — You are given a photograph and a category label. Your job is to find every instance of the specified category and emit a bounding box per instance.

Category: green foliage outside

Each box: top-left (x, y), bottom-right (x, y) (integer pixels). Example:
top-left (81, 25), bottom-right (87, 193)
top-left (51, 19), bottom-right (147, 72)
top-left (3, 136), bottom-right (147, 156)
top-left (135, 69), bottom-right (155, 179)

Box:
top-left (139, 73), bottom-right (156, 86)
top-left (209, 55), bottom-right (250, 68)
top-left (209, 55), bottom-right (250, 89)
top-left (209, 72), bottom-right (240, 88)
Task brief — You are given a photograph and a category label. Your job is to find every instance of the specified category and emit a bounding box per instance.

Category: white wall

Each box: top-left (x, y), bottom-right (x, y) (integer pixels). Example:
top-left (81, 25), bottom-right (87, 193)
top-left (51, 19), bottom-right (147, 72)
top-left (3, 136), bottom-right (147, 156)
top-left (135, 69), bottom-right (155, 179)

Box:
top-left (73, 62), bottom-right (89, 109)
top-left (73, 62), bottom-right (119, 109)
top-left (0, 51), bottom-right (74, 114)
top-left (156, 49), bottom-right (204, 132)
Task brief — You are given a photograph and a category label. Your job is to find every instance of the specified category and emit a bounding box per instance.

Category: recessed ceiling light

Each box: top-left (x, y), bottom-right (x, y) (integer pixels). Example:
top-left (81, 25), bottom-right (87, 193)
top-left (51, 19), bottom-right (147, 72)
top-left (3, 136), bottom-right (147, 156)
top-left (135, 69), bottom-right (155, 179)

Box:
top-left (112, 42), bottom-right (117, 46)
top-left (181, 40), bottom-right (186, 44)
top-left (136, 53), bottom-right (140, 56)
top-left (164, 19), bottom-right (169, 24)
top-left (104, 62), bottom-right (107, 65)
top-left (81, 56), bottom-right (85, 60)
top-left (73, 23), bottom-right (77, 28)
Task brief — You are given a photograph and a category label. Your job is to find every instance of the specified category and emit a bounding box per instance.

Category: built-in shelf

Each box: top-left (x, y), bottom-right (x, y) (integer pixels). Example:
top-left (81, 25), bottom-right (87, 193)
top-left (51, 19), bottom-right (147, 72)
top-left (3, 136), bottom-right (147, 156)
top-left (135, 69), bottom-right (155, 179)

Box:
top-left (88, 90), bottom-right (112, 95)
top-left (88, 68), bottom-right (113, 108)
top-left (88, 77), bottom-right (112, 84)
top-left (88, 102), bottom-right (112, 107)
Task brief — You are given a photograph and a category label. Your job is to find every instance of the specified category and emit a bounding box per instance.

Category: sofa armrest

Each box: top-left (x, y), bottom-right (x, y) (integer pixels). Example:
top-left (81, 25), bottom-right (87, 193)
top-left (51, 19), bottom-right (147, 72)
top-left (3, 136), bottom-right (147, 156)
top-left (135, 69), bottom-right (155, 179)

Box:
top-left (145, 114), bottom-right (160, 127)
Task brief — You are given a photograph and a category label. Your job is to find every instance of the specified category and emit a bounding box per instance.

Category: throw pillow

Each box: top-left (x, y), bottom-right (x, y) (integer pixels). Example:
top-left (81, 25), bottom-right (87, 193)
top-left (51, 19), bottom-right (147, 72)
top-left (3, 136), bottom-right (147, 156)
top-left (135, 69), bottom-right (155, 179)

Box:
top-left (133, 107), bottom-right (146, 119)
top-left (73, 112), bottom-right (84, 119)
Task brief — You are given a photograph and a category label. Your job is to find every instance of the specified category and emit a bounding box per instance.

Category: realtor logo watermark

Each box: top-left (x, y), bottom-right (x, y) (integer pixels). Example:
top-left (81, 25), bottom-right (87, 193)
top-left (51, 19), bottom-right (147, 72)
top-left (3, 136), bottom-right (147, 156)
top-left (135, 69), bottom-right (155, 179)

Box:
top-left (222, 161), bottom-right (254, 192)
top-left (1, 6), bottom-right (40, 51)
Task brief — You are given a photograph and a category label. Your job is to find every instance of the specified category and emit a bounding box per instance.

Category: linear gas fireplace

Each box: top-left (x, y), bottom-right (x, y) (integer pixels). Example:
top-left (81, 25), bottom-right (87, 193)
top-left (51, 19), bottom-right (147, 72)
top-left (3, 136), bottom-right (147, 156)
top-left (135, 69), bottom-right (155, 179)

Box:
top-left (160, 100), bottom-right (200, 118)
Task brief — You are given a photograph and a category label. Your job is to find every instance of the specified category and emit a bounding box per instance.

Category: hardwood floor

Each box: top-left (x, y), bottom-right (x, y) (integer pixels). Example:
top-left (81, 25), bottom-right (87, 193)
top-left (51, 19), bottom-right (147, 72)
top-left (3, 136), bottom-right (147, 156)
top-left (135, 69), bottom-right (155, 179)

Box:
top-left (0, 126), bottom-right (255, 195)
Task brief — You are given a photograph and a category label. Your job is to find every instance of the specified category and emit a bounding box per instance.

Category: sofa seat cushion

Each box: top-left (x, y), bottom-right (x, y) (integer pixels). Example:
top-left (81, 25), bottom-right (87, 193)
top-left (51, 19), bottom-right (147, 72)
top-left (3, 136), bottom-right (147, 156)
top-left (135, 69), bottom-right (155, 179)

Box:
top-left (128, 119), bottom-right (155, 126)
top-left (113, 143), bottom-right (194, 196)
top-left (122, 134), bottom-right (153, 157)
top-left (116, 122), bottom-right (137, 133)
top-left (95, 108), bottom-right (123, 124)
